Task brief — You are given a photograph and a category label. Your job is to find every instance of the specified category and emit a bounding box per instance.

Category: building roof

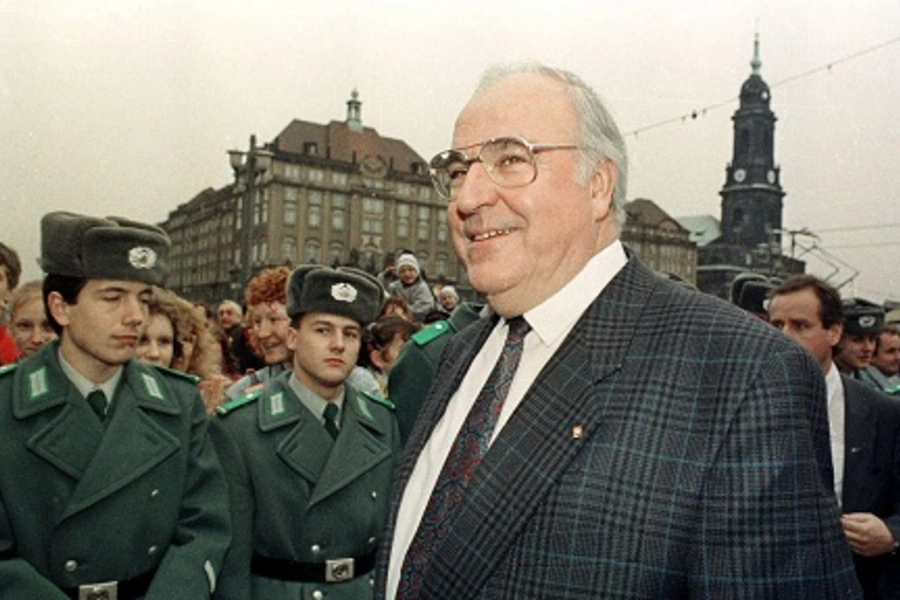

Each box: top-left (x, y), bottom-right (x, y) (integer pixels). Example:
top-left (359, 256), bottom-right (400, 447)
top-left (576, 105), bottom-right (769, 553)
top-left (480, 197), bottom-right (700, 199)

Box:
top-left (676, 214), bottom-right (722, 247)
top-left (624, 198), bottom-right (689, 233)
top-left (272, 118), bottom-right (429, 176)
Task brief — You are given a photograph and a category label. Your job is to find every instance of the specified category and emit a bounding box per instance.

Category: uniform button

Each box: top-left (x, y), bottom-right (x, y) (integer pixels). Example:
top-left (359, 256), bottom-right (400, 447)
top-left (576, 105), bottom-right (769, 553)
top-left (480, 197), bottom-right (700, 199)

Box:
top-left (311, 544), bottom-right (321, 554)
top-left (312, 590), bottom-right (323, 600)
top-left (368, 536), bottom-right (376, 545)
top-left (64, 559), bottom-right (78, 572)
top-left (147, 545), bottom-right (158, 556)
top-left (371, 491), bottom-right (377, 500)
top-left (150, 489), bottom-right (160, 499)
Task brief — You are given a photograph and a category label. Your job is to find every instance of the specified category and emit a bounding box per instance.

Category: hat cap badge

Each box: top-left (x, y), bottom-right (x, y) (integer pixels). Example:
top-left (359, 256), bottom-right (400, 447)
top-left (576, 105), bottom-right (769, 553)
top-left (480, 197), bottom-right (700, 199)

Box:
top-left (128, 246), bottom-right (158, 270)
top-left (859, 315), bottom-right (876, 329)
top-left (331, 282), bottom-right (358, 303)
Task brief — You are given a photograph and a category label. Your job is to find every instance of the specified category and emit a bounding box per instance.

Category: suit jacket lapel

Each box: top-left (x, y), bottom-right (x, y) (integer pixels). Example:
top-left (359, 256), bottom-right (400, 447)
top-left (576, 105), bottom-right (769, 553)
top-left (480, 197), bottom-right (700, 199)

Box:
top-left (419, 257), bottom-right (655, 596)
top-left (841, 380), bottom-right (874, 509)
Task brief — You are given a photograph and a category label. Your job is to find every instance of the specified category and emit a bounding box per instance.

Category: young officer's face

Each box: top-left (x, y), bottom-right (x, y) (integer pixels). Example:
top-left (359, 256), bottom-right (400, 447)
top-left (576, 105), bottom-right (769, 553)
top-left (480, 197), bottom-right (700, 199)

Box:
top-left (49, 279), bottom-right (151, 380)
top-left (287, 312), bottom-right (362, 400)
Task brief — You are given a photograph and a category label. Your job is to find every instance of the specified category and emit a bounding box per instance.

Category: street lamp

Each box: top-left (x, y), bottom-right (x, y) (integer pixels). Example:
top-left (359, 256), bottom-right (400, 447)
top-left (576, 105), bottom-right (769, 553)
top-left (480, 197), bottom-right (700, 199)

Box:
top-left (228, 134), bottom-right (273, 293)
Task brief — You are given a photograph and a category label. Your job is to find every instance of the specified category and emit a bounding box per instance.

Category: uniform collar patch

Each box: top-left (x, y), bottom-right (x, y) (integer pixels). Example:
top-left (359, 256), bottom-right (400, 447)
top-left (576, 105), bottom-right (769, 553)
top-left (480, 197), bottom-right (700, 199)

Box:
top-left (28, 367), bottom-right (49, 401)
top-left (356, 395), bottom-right (373, 420)
top-left (269, 392), bottom-right (285, 416)
top-left (141, 373), bottom-right (164, 399)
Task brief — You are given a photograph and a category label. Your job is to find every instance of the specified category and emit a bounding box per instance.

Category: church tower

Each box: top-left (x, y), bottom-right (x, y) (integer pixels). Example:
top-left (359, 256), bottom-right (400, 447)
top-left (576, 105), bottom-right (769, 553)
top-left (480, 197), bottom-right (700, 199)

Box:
top-left (719, 33), bottom-right (785, 251)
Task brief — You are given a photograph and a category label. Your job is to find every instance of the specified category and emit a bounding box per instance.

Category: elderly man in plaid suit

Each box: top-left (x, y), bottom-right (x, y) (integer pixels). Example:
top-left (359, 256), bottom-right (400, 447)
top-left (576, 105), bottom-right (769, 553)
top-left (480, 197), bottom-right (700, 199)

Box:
top-left (376, 63), bottom-right (862, 599)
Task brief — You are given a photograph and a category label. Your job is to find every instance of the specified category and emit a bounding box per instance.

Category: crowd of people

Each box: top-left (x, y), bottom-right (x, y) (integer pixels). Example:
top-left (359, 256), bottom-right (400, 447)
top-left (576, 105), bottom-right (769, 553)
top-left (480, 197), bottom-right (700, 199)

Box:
top-left (0, 62), bottom-right (897, 599)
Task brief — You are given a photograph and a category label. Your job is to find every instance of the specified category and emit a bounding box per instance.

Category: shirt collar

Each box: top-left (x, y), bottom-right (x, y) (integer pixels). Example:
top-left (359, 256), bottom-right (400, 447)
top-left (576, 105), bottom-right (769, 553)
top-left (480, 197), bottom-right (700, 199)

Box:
top-left (57, 348), bottom-right (123, 399)
top-left (521, 240), bottom-right (628, 347)
top-left (288, 373), bottom-right (345, 423)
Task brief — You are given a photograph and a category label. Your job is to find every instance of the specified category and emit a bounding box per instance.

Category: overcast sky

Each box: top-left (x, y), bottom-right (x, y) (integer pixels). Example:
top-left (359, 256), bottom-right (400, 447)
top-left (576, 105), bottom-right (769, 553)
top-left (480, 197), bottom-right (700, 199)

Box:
top-left (2, 0), bottom-right (898, 302)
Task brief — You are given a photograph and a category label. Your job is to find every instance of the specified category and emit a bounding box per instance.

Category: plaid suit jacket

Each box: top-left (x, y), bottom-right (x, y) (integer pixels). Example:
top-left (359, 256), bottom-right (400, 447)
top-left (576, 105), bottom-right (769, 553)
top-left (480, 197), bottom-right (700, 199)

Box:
top-left (377, 257), bottom-right (862, 599)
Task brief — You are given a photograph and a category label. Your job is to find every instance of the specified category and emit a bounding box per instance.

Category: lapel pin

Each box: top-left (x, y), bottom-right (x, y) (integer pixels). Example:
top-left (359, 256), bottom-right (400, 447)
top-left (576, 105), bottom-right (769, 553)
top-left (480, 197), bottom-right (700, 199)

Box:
top-left (572, 425), bottom-right (584, 440)
top-left (850, 447), bottom-right (862, 454)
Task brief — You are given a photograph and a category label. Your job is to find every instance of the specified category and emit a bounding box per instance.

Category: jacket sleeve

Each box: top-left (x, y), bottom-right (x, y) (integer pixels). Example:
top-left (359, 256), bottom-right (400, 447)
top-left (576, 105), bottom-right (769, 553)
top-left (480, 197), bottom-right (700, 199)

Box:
top-left (208, 416), bottom-right (254, 600)
top-left (145, 393), bottom-right (232, 599)
top-left (688, 343), bottom-right (862, 598)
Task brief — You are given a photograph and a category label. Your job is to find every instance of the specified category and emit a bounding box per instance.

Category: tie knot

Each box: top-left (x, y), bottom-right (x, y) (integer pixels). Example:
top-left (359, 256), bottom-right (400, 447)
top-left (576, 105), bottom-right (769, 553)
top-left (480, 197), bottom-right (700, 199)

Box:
top-left (506, 316), bottom-right (531, 341)
top-left (323, 402), bottom-right (339, 422)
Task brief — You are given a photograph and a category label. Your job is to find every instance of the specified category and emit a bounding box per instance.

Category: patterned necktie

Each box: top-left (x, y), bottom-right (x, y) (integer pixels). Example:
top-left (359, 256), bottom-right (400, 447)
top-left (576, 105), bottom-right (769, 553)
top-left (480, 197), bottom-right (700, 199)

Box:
top-left (85, 389), bottom-right (107, 421)
top-left (323, 402), bottom-right (340, 440)
top-left (397, 316), bottom-right (531, 599)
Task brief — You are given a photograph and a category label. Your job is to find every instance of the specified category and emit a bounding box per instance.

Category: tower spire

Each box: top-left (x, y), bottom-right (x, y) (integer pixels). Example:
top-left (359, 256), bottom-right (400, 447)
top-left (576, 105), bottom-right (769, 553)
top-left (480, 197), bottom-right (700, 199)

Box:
top-left (346, 89), bottom-right (363, 133)
top-left (750, 30), bottom-right (762, 75)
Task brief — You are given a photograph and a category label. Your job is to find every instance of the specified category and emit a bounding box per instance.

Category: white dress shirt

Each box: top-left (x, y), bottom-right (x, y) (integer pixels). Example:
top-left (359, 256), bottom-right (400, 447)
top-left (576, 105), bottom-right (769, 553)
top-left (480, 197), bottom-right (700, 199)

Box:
top-left (825, 362), bottom-right (845, 505)
top-left (386, 241), bottom-right (628, 599)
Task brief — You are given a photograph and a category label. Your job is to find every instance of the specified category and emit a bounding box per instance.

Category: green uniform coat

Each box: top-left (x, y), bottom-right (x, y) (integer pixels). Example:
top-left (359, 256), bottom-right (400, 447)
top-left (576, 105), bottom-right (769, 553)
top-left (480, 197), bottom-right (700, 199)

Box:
top-left (0, 342), bottom-right (231, 599)
top-left (388, 302), bottom-right (485, 445)
top-left (210, 371), bottom-right (400, 600)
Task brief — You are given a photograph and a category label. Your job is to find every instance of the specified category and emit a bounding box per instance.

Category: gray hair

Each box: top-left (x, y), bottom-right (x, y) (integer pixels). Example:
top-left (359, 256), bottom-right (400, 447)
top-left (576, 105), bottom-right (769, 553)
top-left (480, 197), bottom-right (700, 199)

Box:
top-left (476, 63), bottom-right (628, 228)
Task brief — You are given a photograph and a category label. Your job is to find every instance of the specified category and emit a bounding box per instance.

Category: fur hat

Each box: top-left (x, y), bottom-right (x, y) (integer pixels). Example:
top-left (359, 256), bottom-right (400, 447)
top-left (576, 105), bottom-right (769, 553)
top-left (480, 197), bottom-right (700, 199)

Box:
top-left (40, 211), bottom-right (170, 286)
top-left (842, 298), bottom-right (884, 336)
top-left (286, 265), bottom-right (384, 326)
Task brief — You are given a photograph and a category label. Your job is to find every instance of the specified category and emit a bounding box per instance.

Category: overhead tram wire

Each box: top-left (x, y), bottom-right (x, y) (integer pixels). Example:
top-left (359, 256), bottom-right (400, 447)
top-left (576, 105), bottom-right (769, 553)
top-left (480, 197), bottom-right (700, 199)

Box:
top-left (624, 35), bottom-right (900, 139)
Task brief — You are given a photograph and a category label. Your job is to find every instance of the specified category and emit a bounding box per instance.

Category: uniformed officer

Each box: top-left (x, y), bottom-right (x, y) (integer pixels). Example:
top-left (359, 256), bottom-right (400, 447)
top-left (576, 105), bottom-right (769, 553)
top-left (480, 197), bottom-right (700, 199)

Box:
top-left (210, 265), bottom-right (400, 599)
top-left (835, 298), bottom-right (885, 382)
top-left (387, 301), bottom-right (486, 445)
top-left (0, 211), bottom-right (231, 599)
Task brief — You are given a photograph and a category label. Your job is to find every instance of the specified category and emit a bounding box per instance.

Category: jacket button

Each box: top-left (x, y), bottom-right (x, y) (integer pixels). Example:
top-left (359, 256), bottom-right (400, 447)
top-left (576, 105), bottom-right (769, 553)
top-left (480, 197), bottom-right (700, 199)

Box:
top-left (312, 590), bottom-right (323, 600)
top-left (311, 544), bottom-right (321, 554)
top-left (147, 545), bottom-right (158, 556)
top-left (150, 489), bottom-right (160, 499)
top-left (64, 559), bottom-right (78, 572)
top-left (368, 536), bottom-right (376, 545)
top-left (371, 491), bottom-right (378, 500)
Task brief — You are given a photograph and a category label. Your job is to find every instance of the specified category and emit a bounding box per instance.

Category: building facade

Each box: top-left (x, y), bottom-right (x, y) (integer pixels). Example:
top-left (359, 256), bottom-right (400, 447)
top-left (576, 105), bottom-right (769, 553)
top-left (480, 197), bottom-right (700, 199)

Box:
top-left (161, 92), bottom-right (464, 305)
top-left (622, 198), bottom-right (697, 284)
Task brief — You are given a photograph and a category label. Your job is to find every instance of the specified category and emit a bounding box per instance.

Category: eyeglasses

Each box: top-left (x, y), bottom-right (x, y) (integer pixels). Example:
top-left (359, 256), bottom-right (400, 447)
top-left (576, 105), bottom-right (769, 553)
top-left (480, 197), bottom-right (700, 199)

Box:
top-left (429, 136), bottom-right (579, 200)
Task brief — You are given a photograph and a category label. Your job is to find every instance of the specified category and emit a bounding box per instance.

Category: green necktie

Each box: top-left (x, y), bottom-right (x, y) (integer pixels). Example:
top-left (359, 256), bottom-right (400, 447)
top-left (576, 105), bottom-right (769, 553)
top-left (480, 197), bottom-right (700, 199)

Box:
top-left (85, 390), bottom-right (108, 421)
top-left (323, 403), bottom-right (340, 440)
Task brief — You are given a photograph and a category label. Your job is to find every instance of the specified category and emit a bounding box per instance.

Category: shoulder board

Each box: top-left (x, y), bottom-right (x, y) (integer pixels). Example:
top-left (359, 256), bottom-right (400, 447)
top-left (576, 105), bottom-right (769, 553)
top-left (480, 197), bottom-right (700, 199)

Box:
top-left (411, 320), bottom-right (451, 347)
top-left (153, 365), bottom-right (201, 384)
top-left (215, 390), bottom-right (261, 416)
top-left (0, 362), bottom-right (18, 377)
top-left (360, 389), bottom-right (395, 411)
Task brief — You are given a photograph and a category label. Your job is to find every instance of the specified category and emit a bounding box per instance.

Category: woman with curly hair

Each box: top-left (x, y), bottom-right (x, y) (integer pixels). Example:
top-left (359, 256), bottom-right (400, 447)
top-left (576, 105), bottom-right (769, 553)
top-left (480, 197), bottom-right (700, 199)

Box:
top-left (135, 287), bottom-right (229, 412)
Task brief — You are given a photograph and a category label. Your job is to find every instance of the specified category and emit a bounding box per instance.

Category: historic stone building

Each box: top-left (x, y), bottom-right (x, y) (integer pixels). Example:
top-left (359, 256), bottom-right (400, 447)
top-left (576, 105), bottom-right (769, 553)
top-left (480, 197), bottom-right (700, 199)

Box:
top-left (621, 198), bottom-right (697, 284)
top-left (688, 35), bottom-right (805, 299)
top-left (161, 92), bottom-right (462, 304)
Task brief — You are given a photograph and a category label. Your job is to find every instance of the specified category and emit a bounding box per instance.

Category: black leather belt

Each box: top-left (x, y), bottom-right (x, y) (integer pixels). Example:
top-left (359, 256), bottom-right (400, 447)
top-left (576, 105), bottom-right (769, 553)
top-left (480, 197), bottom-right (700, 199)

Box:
top-left (251, 550), bottom-right (377, 583)
top-left (62, 569), bottom-right (155, 599)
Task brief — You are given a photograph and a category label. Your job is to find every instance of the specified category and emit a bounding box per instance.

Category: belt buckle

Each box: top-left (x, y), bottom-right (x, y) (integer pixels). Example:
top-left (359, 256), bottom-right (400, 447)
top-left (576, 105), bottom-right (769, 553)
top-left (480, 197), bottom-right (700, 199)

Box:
top-left (325, 557), bottom-right (354, 582)
top-left (78, 581), bottom-right (118, 600)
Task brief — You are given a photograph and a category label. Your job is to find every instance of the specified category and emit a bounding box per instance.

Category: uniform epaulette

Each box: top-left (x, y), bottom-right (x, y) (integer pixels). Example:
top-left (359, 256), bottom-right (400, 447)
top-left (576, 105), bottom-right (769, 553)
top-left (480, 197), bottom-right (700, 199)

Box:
top-left (0, 362), bottom-right (18, 377)
top-left (361, 389), bottom-right (395, 411)
top-left (153, 365), bottom-right (201, 384)
top-left (215, 390), bottom-right (262, 416)
top-left (411, 320), bottom-right (451, 347)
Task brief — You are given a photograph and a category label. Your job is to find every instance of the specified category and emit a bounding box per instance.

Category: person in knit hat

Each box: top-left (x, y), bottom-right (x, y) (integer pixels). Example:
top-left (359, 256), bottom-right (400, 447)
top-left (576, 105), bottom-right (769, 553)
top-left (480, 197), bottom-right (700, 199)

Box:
top-left (386, 253), bottom-right (436, 322)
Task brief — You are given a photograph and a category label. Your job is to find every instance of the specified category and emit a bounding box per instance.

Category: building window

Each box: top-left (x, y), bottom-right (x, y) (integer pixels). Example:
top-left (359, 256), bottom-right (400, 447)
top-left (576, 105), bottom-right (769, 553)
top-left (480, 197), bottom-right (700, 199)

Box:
top-left (282, 236), bottom-right (296, 263)
top-left (332, 210), bottom-right (344, 232)
top-left (284, 200), bottom-right (297, 226)
top-left (332, 194), bottom-right (346, 209)
top-left (437, 221), bottom-right (448, 243)
top-left (363, 197), bottom-right (384, 214)
top-left (329, 244), bottom-right (343, 267)
top-left (309, 169), bottom-right (324, 183)
top-left (419, 186), bottom-right (432, 200)
top-left (397, 183), bottom-right (411, 197)
top-left (308, 206), bottom-right (321, 228)
top-left (397, 218), bottom-right (409, 239)
top-left (285, 164), bottom-right (301, 180)
top-left (309, 190), bottom-right (323, 205)
top-left (436, 254), bottom-right (447, 277)
top-left (333, 172), bottom-right (348, 187)
top-left (417, 206), bottom-right (431, 242)
top-left (304, 240), bottom-right (320, 264)
top-left (363, 218), bottom-right (383, 234)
